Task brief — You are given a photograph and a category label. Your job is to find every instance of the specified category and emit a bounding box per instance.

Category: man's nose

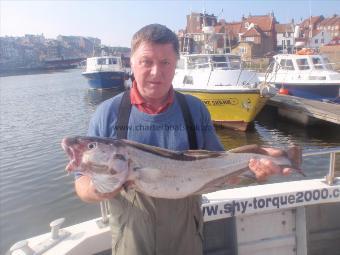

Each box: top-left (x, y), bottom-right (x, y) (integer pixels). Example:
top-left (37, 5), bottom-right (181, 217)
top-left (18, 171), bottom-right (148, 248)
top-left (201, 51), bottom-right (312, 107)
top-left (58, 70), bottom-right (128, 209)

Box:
top-left (150, 63), bottom-right (161, 76)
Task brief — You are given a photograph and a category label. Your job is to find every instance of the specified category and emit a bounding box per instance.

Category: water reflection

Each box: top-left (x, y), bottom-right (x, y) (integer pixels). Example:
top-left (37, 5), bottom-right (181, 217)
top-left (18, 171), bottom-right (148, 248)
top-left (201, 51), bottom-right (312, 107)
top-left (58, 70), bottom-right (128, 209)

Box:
top-left (85, 88), bottom-right (125, 108)
top-left (256, 107), bottom-right (340, 147)
top-left (216, 127), bottom-right (264, 149)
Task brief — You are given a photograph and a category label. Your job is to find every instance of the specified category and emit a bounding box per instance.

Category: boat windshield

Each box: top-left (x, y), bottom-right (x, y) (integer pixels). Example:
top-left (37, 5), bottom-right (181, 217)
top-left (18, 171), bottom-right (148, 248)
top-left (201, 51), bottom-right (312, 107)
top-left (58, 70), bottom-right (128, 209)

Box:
top-left (97, 58), bottom-right (107, 65)
top-left (312, 57), bottom-right (324, 70)
top-left (211, 55), bottom-right (229, 68)
top-left (279, 59), bottom-right (295, 70)
top-left (322, 57), bottom-right (334, 70)
top-left (187, 56), bottom-right (209, 69)
top-left (186, 55), bottom-right (241, 69)
top-left (296, 58), bottom-right (310, 70)
top-left (108, 58), bottom-right (118, 65)
top-left (228, 56), bottom-right (242, 69)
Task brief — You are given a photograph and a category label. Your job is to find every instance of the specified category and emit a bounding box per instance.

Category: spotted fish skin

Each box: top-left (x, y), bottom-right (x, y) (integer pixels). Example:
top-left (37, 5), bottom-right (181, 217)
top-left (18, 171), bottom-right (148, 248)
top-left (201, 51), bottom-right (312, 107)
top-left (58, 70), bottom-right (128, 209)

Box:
top-left (61, 136), bottom-right (301, 199)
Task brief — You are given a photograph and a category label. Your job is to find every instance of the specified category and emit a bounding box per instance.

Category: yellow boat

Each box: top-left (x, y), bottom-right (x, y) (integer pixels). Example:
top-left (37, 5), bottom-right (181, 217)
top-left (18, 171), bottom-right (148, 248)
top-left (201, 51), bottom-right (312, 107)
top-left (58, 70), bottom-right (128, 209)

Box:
top-left (173, 54), bottom-right (270, 131)
top-left (181, 89), bottom-right (268, 131)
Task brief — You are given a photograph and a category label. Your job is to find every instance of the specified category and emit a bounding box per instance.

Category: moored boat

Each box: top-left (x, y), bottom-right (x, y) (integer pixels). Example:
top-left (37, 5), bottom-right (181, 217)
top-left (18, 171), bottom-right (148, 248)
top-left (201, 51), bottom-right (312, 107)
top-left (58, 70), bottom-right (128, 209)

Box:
top-left (258, 51), bottom-right (340, 103)
top-left (82, 56), bottom-right (128, 90)
top-left (172, 53), bottom-right (270, 131)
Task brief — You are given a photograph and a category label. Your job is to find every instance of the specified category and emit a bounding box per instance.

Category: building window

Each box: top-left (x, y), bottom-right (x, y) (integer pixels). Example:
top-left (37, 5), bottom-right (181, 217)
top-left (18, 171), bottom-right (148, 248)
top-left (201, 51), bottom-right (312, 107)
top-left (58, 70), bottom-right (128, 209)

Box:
top-left (321, 39), bottom-right (324, 44)
top-left (315, 39), bottom-right (318, 44)
top-left (239, 47), bottom-right (247, 53)
top-left (245, 37), bottom-right (254, 42)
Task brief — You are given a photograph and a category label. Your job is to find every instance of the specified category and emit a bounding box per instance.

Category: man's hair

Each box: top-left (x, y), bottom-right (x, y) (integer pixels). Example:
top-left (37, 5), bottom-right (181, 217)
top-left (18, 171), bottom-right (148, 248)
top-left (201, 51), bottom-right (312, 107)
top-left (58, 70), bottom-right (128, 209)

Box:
top-left (131, 24), bottom-right (179, 58)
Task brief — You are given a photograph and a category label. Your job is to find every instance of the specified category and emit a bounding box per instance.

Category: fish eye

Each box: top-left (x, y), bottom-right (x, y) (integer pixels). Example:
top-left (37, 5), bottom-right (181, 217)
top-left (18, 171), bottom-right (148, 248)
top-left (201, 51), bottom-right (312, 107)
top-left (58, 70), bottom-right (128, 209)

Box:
top-left (88, 142), bottom-right (97, 150)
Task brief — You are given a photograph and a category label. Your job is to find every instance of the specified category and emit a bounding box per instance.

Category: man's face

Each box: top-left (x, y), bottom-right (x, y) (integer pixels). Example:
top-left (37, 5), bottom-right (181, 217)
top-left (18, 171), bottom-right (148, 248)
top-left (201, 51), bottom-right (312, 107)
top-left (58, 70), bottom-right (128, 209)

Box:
top-left (131, 41), bottom-right (177, 102)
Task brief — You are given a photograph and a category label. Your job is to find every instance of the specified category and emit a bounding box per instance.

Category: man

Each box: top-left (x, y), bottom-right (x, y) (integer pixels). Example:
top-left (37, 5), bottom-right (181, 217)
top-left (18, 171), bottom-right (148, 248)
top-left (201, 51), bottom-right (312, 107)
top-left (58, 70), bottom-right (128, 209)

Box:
top-left (75, 24), bottom-right (291, 255)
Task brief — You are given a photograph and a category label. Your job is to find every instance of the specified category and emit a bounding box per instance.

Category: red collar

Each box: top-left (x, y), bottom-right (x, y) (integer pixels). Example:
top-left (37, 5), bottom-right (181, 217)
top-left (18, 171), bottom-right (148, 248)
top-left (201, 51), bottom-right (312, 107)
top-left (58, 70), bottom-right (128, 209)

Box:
top-left (130, 81), bottom-right (174, 114)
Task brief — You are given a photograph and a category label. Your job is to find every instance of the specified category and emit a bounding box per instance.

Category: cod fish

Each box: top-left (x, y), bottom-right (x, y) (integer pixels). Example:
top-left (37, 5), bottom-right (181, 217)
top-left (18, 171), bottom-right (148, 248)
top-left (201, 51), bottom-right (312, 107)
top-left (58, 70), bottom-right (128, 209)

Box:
top-left (61, 136), bottom-right (302, 199)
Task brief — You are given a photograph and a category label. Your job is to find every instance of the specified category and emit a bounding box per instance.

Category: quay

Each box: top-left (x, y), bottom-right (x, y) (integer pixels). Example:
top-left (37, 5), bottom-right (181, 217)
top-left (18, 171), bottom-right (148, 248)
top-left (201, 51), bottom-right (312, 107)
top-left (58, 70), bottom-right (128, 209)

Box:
top-left (266, 95), bottom-right (340, 126)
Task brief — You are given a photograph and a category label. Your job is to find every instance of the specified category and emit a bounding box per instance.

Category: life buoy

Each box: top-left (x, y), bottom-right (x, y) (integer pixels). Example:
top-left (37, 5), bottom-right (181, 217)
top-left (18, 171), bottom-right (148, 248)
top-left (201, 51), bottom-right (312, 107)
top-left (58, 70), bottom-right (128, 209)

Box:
top-left (297, 48), bottom-right (314, 55)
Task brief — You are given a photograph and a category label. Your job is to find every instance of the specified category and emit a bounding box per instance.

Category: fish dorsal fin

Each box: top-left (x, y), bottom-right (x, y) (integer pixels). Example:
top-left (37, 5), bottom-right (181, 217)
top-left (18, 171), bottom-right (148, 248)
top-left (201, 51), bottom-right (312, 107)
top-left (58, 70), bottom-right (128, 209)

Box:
top-left (122, 139), bottom-right (224, 161)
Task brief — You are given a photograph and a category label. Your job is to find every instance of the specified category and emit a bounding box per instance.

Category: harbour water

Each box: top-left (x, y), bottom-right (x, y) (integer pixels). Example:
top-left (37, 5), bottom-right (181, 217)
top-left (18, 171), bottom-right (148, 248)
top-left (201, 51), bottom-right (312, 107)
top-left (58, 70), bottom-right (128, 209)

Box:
top-left (0, 69), bottom-right (339, 254)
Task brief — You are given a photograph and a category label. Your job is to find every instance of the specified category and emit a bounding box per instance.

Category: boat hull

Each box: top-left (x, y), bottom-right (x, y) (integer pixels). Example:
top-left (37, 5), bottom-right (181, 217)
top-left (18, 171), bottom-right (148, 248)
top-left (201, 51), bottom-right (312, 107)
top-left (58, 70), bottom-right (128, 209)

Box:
top-left (82, 71), bottom-right (126, 90)
top-left (176, 89), bottom-right (268, 131)
top-left (273, 83), bottom-right (340, 102)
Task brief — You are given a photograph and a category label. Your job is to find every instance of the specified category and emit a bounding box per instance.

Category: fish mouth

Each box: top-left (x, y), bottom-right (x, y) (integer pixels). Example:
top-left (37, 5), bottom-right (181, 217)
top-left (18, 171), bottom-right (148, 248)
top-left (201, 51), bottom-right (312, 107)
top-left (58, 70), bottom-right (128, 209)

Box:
top-left (61, 137), bottom-right (82, 172)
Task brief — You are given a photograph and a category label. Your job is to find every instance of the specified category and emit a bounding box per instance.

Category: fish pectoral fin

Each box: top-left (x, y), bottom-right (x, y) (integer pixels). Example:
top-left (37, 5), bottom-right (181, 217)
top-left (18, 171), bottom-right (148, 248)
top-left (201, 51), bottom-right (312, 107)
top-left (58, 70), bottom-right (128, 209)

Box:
top-left (92, 173), bottom-right (123, 194)
top-left (135, 167), bottom-right (163, 182)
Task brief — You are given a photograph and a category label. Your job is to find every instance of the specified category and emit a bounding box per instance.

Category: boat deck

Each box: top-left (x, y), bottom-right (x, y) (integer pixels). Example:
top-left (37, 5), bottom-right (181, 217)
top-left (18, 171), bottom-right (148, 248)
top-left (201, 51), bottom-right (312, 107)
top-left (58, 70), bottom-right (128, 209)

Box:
top-left (267, 95), bottom-right (340, 125)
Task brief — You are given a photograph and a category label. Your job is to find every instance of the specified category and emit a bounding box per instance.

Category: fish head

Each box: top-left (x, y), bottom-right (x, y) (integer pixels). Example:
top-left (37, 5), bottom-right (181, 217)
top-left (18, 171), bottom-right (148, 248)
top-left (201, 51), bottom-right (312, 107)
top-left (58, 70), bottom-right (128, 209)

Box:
top-left (61, 136), bottom-right (130, 176)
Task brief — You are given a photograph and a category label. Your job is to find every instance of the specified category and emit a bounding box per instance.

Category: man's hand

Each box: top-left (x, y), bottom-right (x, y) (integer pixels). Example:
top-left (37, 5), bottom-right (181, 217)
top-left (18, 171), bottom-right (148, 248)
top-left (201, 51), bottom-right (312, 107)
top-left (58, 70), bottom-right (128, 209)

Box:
top-left (75, 175), bottom-right (122, 203)
top-left (228, 144), bottom-right (301, 183)
top-left (248, 147), bottom-right (293, 181)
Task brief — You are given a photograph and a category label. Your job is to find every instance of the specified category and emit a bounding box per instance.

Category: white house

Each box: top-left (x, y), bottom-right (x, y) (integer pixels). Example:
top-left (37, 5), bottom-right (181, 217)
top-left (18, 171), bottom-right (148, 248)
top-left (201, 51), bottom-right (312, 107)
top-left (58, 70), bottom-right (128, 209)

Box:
top-left (309, 30), bottom-right (332, 49)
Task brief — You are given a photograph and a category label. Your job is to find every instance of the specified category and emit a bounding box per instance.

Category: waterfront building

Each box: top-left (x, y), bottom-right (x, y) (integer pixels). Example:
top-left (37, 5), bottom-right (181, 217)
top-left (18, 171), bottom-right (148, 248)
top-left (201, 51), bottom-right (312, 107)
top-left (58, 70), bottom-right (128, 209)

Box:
top-left (230, 13), bottom-right (276, 60)
top-left (317, 15), bottom-right (340, 40)
top-left (275, 23), bottom-right (295, 53)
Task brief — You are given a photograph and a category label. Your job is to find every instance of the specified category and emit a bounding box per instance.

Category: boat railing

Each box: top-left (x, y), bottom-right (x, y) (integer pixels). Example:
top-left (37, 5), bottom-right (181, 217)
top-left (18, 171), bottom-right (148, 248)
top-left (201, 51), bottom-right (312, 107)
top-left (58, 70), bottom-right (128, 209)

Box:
top-left (189, 61), bottom-right (242, 70)
top-left (97, 147), bottom-right (340, 226)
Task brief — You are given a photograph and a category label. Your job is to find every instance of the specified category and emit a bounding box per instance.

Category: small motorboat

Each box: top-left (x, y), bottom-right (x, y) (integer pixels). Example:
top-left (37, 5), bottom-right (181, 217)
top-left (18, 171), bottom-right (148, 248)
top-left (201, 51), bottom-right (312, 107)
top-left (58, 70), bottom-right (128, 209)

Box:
top-left (82, 56), bottom-right (128, 90)
top-left (258, 50), bottom-right (340, 103)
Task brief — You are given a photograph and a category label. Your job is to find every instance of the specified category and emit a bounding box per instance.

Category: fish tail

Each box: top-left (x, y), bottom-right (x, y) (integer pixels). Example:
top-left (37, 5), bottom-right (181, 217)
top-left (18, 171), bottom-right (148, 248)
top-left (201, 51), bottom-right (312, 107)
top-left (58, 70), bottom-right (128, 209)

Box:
top-left (286, 145), bottom-right (302, 169)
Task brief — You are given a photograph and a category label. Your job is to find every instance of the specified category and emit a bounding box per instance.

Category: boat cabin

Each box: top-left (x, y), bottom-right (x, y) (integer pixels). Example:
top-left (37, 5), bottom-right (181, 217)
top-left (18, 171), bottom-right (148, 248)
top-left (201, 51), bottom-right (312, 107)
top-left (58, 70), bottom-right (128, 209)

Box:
top-left (85, 56), bottom-right (124, 73)
top-left (271, 54), bottom-right (334, 73)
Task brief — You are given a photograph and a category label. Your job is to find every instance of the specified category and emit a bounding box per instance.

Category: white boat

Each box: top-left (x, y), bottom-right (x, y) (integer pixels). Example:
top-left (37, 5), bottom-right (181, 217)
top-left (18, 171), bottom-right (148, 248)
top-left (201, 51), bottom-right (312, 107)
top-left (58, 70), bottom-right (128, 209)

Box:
top-left (258, 51), bottom-right (340, 103)
top-left (172, 54), bottom-right (270, 131)
top-left (8, 148), bottom-right (340, 255)
top-left (82, 56), bottom-right (128, 90)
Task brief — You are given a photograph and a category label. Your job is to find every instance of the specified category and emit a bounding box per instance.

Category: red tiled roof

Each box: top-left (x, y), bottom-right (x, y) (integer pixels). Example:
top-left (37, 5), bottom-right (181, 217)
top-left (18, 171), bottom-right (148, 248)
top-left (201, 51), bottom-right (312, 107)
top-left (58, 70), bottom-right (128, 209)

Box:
top-left (318, 15), bottom-right (340, 27)
top-left (275, 23), bottom-right (294, 33)
top-left (241, 26), bottom-right (262, 37)
top-left (241, 15), bottom-right (274, 32)
top-left (214, 22), bottom-right (242, 39)
top-left (300, 16), bottom-right (324, 29)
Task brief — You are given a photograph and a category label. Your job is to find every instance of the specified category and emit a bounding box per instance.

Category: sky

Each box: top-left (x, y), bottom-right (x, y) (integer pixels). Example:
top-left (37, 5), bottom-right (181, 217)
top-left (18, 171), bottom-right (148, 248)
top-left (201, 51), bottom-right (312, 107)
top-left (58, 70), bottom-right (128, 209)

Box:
top-left (1, 0), bottom-right (339, 47)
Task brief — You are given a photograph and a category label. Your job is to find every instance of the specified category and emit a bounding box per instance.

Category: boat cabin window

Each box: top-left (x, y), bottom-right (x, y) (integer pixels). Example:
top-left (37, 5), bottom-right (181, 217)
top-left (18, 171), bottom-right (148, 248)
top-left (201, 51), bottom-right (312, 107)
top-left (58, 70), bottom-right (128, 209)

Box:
top-left (279, 59), bottom-right (295, 70)
top-left (211, 56), bottom-right (229, 68)
top-left (296, 58), bottom-right (310, 70)
top-left (312, 57), bottom-right (324, 70)
top-left (187, 56), bottom-right (209, 69)
top-left (97, 58), bottom-right (107, 65)
top-left (108, 58), bottom-right (118, 65)
top-left (323, 57), bottom-right (334, 70)
top-left (228, 56), bottom-right (242, 69)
